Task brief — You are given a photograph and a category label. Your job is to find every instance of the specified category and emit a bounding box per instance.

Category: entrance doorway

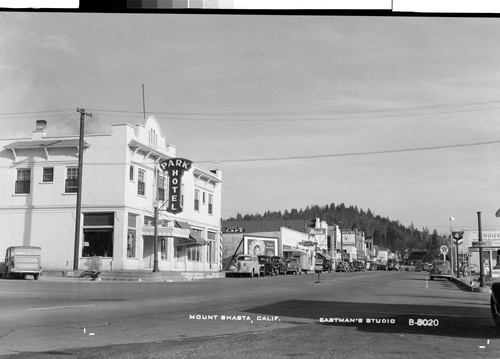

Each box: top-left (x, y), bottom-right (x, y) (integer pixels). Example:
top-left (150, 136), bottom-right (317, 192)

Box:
top-left (143, 236), bottom-right (154, 268)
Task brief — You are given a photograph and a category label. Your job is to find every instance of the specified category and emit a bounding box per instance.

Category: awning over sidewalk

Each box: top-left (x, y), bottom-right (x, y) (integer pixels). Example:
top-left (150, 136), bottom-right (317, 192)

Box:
top-left (283, 248), bottom-right (307, 256)
top-left (317, 252), bottom-right (332, 260)
top-left (175, 221), bottom-right (207, 246)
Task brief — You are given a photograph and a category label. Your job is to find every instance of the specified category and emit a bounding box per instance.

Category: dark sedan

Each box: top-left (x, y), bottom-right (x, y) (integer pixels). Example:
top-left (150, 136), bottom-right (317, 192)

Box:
top-left (271, 256), bottom-right (288, 275)
top-left (257, 255), bottom-right (274, 276)
top-left (429, 260), bottom-right (451, 280)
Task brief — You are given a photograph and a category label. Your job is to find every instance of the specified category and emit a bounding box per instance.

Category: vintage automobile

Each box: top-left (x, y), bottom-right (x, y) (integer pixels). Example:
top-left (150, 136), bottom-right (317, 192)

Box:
top-left (376, 264), bottom-right (387, 271)
top-left (3, 246), bottom-right (42, 280)
top-left (429, 260), bottom-right (451, 280)
top-left (491, 281), bottom-right (500, 326)
top-left (336, 261), bottom-right (350, 272)
top-left (285, 258), bottom-right (302, 274)
top-left (270, 256), bottom-right (288, 275)
top-left (231, 255), bottom-right (260, 278)
top-left (352, 261), bottom-right (365, 272)
top-left (257, 255), bottom-right (274, 276)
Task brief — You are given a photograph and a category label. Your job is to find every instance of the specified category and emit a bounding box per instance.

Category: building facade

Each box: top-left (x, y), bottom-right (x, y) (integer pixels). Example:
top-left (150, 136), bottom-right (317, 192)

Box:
top-left (0, 116), bottom-right (222, 272)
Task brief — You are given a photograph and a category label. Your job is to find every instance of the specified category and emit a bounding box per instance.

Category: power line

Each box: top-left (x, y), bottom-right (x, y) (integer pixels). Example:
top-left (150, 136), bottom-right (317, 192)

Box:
top-left (0, 109), bottom-right (75, 117)
top-left (195, 139), bottom-right (500, 164)
top-left (3, 98), bottom-right (499, 120)
top-left (88, 98), bottom-right (500, 117)
top-left (1, 138), bottom-right (498, 169)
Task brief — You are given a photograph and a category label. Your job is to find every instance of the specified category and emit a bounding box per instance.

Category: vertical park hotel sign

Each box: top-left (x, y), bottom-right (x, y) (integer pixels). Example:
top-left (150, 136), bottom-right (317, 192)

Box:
top-left (159, 157), bottom-right (193, 214)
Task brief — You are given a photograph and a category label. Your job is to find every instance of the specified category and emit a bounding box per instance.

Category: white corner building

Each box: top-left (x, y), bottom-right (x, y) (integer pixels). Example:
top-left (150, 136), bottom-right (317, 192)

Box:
top-left (0, 116), bottom-right (222, 272)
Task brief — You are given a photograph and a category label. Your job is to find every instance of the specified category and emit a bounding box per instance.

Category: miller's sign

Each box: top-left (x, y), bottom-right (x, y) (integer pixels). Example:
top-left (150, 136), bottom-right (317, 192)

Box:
top-left (159, 158), bottom-right (193, 214)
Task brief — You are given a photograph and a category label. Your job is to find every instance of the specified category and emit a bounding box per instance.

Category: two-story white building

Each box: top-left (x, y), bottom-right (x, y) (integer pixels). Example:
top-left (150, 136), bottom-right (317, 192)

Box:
top-left (0, 116), bottom-right (222, 272)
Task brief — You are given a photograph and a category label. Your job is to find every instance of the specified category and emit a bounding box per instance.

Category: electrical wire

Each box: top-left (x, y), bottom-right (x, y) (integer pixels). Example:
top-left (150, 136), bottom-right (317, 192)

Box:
top-left (195, 139), bottom-right (500, 164)
top-left (2, 99), bottom-right (500, 121)
top-left (1, 138), bottom-right (498, 168)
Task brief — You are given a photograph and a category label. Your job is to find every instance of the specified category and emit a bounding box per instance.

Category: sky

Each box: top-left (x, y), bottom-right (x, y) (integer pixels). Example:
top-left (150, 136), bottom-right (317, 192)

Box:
top-left (1, 11), bottom-right (500, 234)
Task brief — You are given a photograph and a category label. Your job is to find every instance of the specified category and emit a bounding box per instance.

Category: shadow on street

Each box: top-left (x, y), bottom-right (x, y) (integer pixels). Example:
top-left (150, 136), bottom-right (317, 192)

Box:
top-left (244, 299), bottom-right (499, 338)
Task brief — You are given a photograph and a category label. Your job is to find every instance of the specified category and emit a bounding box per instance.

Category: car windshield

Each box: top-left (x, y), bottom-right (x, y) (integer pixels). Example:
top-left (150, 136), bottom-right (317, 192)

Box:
top-left (258, 256), bottom-right (269, 263)
top-left (237, 256), bottom-right (253, 261)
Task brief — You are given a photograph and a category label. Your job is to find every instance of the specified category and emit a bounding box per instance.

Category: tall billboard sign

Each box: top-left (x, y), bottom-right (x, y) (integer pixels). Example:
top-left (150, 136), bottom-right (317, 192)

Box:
top-left (159, 157), bottom-right (193, 214)
top-left (243, 236), bottom-right (278, 256)
top-left (341, 230), bottom-right (356, 245)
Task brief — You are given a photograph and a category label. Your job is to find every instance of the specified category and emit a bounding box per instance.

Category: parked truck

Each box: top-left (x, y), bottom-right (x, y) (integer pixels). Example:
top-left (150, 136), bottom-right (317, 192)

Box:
top-left (3, 246), bottom-right (42, 280)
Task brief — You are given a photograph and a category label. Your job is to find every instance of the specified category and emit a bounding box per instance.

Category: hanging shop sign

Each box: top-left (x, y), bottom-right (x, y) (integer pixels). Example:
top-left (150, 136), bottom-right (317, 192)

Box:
top-left (159, 157), bottom-right (193, 214)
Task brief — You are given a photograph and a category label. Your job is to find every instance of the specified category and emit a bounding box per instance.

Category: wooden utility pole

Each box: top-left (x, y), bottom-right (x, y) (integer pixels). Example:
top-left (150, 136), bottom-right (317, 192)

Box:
top-left (73, 108), bottom-right (92, 270)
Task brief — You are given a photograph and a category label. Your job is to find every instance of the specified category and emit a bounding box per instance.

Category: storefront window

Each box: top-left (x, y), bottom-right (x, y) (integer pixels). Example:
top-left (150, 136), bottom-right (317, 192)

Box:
top-left (161, 238), bottom-right (167, 259)
top-left (187, 246), bottom-right (202, 261)
top-left (207, 231), bottom-right (216, 263)
top-left (175, 245), bottom-right (183, 259)
top-left (82, 213), bottom-right (114, 257)
top-left (127, 213), bottom-right (137, 258)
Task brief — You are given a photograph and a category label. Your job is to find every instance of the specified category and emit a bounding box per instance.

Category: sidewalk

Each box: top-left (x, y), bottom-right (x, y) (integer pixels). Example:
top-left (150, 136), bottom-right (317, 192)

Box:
top-left (37, 269), bottom-right (226, 282)
top-left (451, 273), bottom-right (493, 293)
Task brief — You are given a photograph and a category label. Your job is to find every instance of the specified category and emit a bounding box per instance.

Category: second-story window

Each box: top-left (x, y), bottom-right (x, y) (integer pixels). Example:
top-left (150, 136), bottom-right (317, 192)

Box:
top-left (138, 169), bottom-right (145, 196)
top-left (158, 175), bottom-right (165, 201)
top-left (129, 165), bottom-right (134, 181)
top-left (65, 168), bottom-right (78, 193)
top-left (194, 189), bottom-right (200, 211)
top-left (15, 169), bottom-right (31, 194)
top-left (208, 194), bottom-right (213, 215)
top-left (42, 167), bottom-right (54, 182)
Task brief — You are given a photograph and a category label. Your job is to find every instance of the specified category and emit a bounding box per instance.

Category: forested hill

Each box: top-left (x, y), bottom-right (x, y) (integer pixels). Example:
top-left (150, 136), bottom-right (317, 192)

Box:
top-left (224, 203), bottom-right (446, 255)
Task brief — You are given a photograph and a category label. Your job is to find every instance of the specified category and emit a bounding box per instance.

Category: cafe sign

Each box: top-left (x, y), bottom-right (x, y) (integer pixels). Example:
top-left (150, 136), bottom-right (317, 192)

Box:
top-left (159, 157), bottom-right (192, 214)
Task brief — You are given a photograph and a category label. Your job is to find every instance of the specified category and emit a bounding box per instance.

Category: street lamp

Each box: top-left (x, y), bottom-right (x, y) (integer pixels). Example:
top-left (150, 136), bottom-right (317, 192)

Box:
top-left (153, 200), bottom-right (159, 273)
top-left (152, 199), bottom-right (170, 273)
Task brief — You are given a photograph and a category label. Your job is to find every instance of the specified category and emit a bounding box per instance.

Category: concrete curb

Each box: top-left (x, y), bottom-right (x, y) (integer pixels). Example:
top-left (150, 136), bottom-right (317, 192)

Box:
top-left (450, 276), bottom-right (491, 293)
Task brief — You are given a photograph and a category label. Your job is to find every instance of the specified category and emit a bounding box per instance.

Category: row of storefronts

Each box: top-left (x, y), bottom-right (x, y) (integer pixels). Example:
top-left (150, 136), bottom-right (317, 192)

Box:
top-left (0, 117), bottom-right (223, 272)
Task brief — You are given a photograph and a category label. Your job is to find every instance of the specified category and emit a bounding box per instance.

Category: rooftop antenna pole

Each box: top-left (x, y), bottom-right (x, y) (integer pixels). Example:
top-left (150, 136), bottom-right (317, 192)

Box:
top-left (142, 84), bottom-right (146, 119)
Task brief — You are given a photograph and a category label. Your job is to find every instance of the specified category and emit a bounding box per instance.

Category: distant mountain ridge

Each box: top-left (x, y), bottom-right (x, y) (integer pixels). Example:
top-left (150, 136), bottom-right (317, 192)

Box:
top-left (223, 203), bottom-right (446, 255)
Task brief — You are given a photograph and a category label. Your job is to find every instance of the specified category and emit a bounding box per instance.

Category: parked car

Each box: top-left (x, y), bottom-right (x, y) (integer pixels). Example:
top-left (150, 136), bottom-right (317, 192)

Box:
top-left (422, 263), bottom-right (431, 271)
top-left (491, 282), bottom-right (500, 326)
top-left (352, 261), bottom-right (365, 272)
top-left (285, 258), bottom-right (302, 274)
top-left (271, 256), bottom-right (288, 275)
top-left (257, 255), bottom-right (274, 276)
top-left (461, 262), bottom-right (479, 274)
top-left (429, 260), bottom-right (451, 280)
top-left (376, 264), bottom-right (387, 271)
top-left (3, 246), bottom-right (42, 280)
top-left (231, 255), bottom-right (260, 277)
top-left (336, 261), bottom-right (350, 272)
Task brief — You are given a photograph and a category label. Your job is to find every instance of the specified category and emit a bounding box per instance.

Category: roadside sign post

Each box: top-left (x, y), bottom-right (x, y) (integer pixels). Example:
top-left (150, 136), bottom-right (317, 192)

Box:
top-left (478, 212), bottom-right (485, 288)
top-left (440, 245), bottom-right (448, 261)
top-left (452, 231), bottom-right (464, 278)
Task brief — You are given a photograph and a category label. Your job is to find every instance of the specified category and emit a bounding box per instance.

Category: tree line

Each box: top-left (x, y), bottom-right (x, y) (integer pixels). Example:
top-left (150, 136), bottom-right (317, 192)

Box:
top-left (226, 203), bottom-right (448, 259)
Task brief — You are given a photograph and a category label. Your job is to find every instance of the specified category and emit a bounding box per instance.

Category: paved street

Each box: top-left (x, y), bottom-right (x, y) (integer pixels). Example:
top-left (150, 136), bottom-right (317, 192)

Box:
top-left (1, 270), bottom-right (499, 358)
